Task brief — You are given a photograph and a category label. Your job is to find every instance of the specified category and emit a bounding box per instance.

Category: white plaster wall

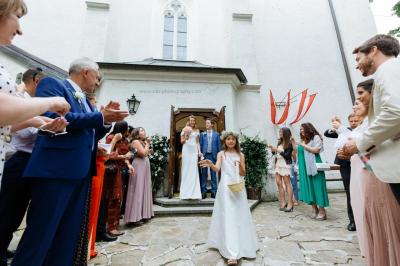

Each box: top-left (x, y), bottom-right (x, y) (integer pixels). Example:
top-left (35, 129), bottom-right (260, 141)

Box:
top-left (80, 7), bottom-right (110, 62)
top-left (331, 0), bottom-right (378, 92)
top-left (13, 0), bottom-right (86, 70)
top-left (235, 89), bottom-right (264, 137)
top-left (248, 0), bottom-right (376, 167)
top-left (96, 76), bottom-right (236, 136)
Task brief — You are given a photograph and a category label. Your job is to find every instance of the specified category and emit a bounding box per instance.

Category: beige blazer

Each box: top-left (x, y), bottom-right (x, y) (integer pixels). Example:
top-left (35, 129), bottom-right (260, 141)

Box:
top-left (356, 58), bottom-right (400, 183)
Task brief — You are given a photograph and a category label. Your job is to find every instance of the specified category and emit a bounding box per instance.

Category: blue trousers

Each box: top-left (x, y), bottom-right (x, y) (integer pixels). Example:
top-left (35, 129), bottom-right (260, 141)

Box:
top-left (11, 177), bottom-right (90, 266)
top-left (290, 163), bottom-right (299, 201)
top-left (201, 153), bottom-right (218, 194)
top-left (0, 152), bottom-right (31, 266)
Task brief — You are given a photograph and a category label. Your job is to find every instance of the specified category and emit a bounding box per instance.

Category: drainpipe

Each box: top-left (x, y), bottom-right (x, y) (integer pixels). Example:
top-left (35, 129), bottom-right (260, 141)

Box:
top-left (328, 0), bottom-right (356, 103)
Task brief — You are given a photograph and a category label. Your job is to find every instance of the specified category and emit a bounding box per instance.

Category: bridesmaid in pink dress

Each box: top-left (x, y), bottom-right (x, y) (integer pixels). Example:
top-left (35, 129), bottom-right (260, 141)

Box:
top-left (342, 88), bottom-right (400, 265)
top-left (124, 127), bottom-right (154, 224)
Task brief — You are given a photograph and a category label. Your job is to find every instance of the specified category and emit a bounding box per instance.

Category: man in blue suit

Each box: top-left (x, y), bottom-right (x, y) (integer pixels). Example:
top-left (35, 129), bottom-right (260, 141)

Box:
top-left (11, 58), bottom-right (129, 266)
top-left (199, 118), bottom-right (221, 199)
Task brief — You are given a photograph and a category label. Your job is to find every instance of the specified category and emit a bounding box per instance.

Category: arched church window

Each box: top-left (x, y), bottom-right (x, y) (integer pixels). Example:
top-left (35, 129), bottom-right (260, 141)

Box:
top-left (162, 1), bottom-right (187, 60)
top-left (163, 11), bottom-right (174, 60)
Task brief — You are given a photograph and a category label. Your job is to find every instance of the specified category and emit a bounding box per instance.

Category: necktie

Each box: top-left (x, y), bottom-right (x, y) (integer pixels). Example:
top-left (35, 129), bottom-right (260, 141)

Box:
top-left (207, 131), bottom-right (212, 153)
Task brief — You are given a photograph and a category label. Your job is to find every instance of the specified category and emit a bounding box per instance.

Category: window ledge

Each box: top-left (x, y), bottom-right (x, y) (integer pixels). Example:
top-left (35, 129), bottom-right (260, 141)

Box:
top-left (86, 1), bottom-right (110, 10)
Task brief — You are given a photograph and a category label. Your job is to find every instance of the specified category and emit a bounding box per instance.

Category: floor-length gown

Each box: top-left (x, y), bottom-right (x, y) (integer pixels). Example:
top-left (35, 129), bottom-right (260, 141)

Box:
top-left (124, 145), bottom-right (154, 223)
top-left (208, 152), bottom-right (258, 260)
top-left (350, 119), bottom-right (400, 265)
top-left (179, 131), bottom-right (201, 199)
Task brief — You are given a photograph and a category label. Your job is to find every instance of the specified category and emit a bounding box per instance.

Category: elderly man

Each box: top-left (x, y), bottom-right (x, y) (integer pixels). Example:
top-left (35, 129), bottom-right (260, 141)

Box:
top-left (343, 34), bottom-right (400, 202)
top-left (11, 58), bottom-right (129, 266)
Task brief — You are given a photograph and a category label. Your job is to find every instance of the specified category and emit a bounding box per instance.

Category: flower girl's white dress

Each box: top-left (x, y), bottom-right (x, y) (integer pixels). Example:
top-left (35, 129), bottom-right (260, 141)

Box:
top-left (207, 152), bottom-right (258, 259)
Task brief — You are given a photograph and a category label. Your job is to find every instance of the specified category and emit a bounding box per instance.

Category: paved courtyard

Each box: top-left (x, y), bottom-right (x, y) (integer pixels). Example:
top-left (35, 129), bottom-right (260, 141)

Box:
top-left (87, 192), bottom-right (364, 266)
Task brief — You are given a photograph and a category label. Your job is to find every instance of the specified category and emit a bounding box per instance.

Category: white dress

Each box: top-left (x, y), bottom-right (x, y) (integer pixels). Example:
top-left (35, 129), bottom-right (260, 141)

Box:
top-left (179, 130), bottom-right (202, 199)
top-left (208, 152), bottom-right (258, 259)
top-left (0, 64), bottom-right (17, 184)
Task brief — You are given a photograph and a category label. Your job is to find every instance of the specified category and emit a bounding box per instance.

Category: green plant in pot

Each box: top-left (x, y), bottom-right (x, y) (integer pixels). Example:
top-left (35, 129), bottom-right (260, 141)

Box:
top-left (240, 135), bottom-right (268, 200)
top-left (148, 134), bottom-right (170, 196)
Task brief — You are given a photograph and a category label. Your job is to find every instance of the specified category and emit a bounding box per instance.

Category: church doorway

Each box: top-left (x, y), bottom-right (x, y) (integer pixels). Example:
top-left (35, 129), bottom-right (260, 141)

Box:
top-left (167, 106), bottom-right (226, 198)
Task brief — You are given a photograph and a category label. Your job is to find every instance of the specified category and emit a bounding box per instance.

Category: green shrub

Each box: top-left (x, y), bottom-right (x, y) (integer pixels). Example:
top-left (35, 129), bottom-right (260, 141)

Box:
top-left (240, 135), bottom-right (268, 189)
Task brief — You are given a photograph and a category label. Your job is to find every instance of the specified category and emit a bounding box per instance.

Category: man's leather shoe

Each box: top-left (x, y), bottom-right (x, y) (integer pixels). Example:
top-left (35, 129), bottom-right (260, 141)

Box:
top-left (202, 193), bottom-right (206, 199)
top-left (211, 193), bottom-right (216, 199)
top-left (347, 222), bottom-right (356, 231)
top-left (6, 250), bottom-right (15, 258)
top-left (96, 233), bottom-right (117, 242)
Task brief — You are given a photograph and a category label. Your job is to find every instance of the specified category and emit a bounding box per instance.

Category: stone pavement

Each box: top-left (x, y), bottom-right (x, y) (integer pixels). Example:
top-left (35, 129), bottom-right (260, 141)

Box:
top-left (88, 192), bottom-right (365, 266)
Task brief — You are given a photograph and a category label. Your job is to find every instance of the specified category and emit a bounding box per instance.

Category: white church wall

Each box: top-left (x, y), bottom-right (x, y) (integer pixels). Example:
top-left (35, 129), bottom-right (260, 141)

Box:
top-left (331, 0), bottom-right (378, 92)
top-left (96, 72), bottom-right (238, 137)
top-left (79, 3), bottom-right (110, 62)
top-left (13, 0), bottom-right (86, 70)
top-left (248, 0), bottom-right (376, 170)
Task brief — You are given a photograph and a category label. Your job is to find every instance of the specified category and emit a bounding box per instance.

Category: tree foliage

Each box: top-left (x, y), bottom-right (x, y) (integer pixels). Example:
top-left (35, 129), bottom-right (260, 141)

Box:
top-left (388, 1), bottom-right (400, 38)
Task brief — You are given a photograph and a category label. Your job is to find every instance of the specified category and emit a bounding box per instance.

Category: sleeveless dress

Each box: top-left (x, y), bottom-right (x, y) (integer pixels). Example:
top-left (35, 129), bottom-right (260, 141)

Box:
top-left (274, 145), bottom-right (291, 176)
top-left (0, 64), bottom-right (17, 185)
top-left (124, 141), bottom-right (154, 222)
top-left (179, 131), bottom-right (201, 199)
top-left (208, 152), bottom-right (258, 259)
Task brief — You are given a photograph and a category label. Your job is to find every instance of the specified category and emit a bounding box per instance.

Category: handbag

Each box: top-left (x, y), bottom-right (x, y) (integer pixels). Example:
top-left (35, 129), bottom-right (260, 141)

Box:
top-left (227, 159), bottom-right (245, 192)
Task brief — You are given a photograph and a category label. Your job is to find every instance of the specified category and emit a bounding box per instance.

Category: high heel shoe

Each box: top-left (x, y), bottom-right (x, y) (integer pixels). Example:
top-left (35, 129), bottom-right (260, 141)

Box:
top-left (284, 206), bottom-right (294, 212)
top-left (279, 203), bottom-right (288, 211)
top-left (315, 213), bottom-right (327, 221)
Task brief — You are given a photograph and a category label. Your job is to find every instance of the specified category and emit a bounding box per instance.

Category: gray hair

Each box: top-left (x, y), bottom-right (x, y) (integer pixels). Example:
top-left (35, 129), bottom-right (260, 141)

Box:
top-left (68, 57), bottom-right (99, 74)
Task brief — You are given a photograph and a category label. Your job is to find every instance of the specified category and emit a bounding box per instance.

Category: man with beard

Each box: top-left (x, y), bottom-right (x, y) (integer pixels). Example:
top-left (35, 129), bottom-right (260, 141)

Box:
top-left (343, 34), bottom-right (400, 202)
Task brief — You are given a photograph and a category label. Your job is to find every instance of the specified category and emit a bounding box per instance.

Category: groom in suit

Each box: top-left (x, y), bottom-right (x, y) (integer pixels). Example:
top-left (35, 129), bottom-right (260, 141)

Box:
top-left (11, 58), bottom-right (129, 266)
top-left (200, 118), bottom-right (221, 199)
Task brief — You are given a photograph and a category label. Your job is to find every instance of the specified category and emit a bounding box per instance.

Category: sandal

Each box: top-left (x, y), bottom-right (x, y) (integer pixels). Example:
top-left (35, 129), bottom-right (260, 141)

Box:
top-left (227, 259), bottom-right (238, 265)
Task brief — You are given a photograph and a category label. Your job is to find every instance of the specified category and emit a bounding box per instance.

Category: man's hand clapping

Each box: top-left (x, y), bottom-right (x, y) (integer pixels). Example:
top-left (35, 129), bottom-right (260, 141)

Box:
top-left (100, 101), bottom-right (129, 124)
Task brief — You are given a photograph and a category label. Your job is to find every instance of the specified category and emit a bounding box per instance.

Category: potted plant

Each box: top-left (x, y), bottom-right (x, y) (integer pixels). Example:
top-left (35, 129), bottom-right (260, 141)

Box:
top-left (148, 134), bottom-right (170, 197)
top-left (240, 135), bottom-right (268, 200)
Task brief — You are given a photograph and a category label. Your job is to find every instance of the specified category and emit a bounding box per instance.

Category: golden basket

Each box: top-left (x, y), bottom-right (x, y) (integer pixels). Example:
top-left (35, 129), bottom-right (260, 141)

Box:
top-left (228, 180), bottom-right (245, 192)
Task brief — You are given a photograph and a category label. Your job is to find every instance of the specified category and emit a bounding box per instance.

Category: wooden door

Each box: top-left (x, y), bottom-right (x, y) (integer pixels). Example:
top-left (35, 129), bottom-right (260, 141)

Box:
top-left (217, 106), bottom-right (226, 133)
top-left (167, 105), bottom-right (175, 198)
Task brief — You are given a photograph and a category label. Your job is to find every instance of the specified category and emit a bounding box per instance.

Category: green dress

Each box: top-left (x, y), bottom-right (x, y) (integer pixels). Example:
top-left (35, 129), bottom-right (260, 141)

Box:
top-left (297, 145), bottom-right (329, 207)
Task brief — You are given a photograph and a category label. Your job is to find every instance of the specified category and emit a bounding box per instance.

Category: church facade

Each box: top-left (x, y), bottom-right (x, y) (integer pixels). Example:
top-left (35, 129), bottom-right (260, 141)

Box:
top-left (2, 0), bottom-right (377, 171)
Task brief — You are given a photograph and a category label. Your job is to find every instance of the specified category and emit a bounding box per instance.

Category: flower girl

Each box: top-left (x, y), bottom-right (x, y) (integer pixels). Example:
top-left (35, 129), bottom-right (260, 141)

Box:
top-left (199, 131), bottom-right (258, 265)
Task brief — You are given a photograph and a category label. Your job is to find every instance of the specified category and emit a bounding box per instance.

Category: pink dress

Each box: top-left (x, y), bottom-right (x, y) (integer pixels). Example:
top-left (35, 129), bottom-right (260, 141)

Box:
top-left (124, 142), bottom-right (154, 223)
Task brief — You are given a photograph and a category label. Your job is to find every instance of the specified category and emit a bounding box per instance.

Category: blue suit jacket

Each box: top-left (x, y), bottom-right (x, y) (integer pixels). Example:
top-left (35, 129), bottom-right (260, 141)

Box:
top-left (200, 131), bottom-right (221, 161)
top-left (23, 77), bottom-right (109, 180)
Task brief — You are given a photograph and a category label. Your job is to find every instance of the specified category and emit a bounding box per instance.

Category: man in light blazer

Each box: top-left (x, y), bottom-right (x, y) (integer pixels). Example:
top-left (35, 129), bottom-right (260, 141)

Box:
top-left (200, 118), bottom-right (221, 199)
top-left (344, 34), bottom-right (400, 203)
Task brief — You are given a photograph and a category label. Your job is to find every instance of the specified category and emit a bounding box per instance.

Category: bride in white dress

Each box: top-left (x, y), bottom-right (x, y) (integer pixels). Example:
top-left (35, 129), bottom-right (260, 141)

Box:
top-left (200, 131), bottom-right (258, 265)
top-left (179, 115), bottom-right (202, 199)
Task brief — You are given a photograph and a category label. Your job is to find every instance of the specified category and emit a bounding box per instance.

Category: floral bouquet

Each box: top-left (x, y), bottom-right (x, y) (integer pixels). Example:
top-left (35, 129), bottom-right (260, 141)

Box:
top-left (182, 126), bottom-right (192, 137)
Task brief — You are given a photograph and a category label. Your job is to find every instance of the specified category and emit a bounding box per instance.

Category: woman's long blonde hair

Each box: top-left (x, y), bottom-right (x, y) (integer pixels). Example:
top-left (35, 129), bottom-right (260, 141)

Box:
top-left (0, 0), bottom-right (27, 21)
top-left (186, 115), bottom-right (197, 129)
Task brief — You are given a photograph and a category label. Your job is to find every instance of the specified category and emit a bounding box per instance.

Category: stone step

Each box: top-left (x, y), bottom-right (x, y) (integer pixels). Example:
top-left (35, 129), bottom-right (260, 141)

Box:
top-left (154, 197), bottom-right (216, 207)
top-left (153, 199), bottom-right (259, 215)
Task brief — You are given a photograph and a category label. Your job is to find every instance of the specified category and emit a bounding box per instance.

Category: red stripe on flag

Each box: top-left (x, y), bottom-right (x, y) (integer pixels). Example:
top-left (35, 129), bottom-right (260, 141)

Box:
top-left (289, 89), bottom-right (308, 125)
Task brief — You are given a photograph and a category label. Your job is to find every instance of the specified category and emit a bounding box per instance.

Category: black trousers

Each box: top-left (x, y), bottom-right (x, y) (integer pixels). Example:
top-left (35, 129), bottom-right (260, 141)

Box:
top-left (335, 156), bottom-right (354, 223)
top-left (0, 152), bottom-right (31, 266)
top-left (390, 183), bottom-right (400, 204)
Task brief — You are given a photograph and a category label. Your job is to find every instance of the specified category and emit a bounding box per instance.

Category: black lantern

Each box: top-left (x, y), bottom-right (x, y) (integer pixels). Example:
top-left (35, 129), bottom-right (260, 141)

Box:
top-left (127, 94), bottom-right (141, 115)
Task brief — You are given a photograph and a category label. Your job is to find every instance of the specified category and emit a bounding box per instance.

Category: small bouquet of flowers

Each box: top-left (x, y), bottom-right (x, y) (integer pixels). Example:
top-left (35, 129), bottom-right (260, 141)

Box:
top-left (182, 126), bottom-right (192, 138)
top-left (358, 152), bottom-right (373, 172)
